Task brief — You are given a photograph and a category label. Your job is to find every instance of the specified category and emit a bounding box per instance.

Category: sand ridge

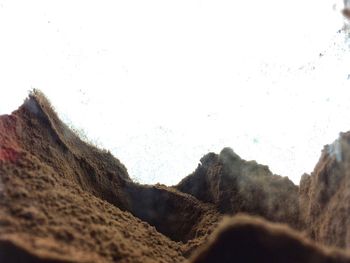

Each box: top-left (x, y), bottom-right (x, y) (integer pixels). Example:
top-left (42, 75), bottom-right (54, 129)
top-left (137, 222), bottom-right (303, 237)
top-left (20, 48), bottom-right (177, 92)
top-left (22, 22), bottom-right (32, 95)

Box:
top-left (1, 90), bottom-right (350, 262)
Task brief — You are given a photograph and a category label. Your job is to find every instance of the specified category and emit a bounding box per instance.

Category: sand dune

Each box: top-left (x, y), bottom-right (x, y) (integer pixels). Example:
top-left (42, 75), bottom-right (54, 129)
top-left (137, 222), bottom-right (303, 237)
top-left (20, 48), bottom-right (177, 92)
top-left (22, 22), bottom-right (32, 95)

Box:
top-left (1, 90), bottom-right (350, 262)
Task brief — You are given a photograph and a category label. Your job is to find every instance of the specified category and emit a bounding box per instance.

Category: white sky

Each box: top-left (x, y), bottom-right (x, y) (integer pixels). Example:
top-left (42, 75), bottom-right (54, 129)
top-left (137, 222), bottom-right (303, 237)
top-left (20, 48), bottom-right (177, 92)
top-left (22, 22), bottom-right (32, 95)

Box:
top-left (0, 0), bottom-right (349, 185)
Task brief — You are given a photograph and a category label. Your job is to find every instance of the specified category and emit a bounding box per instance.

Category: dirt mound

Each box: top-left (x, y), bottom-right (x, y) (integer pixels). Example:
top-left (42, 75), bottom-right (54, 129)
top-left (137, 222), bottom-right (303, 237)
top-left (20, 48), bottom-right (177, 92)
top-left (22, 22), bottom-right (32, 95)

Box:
top-left (190, 214), bottom-right (350, 263)
top-left (176, 148), bottom-right (299, 228)
top-left (0, 90), bottom-right (219, 262)
top-left (2, 90), bottom-right (350, 262)
top-left (0, 143), bottom-right (185, 262)
top-left (299, 132), bottom-right (350, 249)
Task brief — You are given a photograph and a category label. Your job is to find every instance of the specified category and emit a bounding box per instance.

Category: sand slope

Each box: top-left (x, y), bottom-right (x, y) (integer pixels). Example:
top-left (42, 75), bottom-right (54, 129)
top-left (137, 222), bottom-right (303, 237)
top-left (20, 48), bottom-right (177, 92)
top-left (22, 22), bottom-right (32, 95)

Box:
top-left (1, 90), bottom-right (350, 262)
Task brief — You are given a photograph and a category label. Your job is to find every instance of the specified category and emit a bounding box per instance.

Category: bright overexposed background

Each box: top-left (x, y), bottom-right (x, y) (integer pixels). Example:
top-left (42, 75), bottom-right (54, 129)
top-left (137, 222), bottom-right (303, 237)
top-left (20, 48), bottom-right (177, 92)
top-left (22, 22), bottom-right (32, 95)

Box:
top-left (0, 0), bottom-right (349, 185)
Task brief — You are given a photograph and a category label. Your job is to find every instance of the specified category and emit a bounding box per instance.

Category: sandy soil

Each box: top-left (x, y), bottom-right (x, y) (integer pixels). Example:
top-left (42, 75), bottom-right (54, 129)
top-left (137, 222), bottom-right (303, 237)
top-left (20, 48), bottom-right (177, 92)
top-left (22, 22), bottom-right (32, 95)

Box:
top-left (1, 90), bottom-right (350, 262)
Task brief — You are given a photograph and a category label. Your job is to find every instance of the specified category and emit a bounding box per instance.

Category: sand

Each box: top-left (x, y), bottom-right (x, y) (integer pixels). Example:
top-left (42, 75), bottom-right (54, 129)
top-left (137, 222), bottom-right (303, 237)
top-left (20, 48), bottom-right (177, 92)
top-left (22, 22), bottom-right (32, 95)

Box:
top-left (1, 90), bottom-right (350, 262)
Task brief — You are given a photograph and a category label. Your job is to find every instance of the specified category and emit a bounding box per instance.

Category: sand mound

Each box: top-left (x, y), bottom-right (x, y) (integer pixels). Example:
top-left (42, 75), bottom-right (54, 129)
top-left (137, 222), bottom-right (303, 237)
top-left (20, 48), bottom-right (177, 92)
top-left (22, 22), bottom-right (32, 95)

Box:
top-left (1, 90), bottom-right (350, 262)
top-left (176, 148), bottom-right (299, 228)
top-left (191, 215), bottom-right (350, 263)
top-left (299, 132), bottom-right (350, 249)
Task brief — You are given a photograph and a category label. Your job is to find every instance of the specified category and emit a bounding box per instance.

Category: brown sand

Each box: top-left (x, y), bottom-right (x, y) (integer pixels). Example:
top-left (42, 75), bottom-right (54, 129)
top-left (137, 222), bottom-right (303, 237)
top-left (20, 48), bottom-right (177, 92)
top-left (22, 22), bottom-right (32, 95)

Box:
top-left (176, 148), bottom-right (300, 228)
top-left (190, 215), bottom-right (350, 263)
top-left (1, 90), bottom-right (350, 262)
top-left (299, 132), bottom-right (350, 249)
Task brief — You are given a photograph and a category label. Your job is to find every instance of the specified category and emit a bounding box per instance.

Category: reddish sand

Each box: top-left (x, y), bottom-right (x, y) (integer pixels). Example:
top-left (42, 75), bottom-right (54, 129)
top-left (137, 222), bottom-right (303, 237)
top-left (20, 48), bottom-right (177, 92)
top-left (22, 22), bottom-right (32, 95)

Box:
top-left (1, 90), bottom-right (350, 262)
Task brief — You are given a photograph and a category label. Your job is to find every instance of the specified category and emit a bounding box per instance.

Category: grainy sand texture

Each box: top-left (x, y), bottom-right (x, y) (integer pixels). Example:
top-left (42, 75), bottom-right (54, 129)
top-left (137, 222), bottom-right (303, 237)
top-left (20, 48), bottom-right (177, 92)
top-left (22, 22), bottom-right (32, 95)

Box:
top-left (1, 90), bottom-right (350, 262)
